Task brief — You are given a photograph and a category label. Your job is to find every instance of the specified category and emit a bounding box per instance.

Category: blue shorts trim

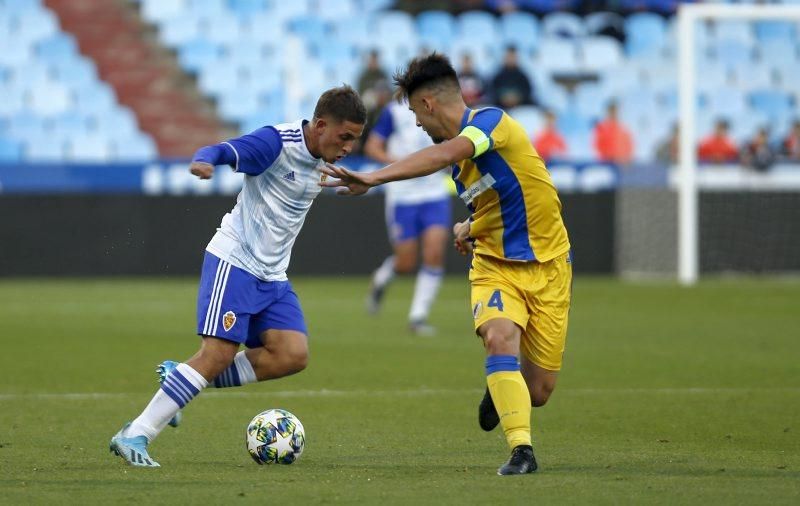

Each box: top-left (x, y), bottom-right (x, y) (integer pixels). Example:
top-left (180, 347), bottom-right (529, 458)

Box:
top-left (387, 198), bottom-right (451, 243)
top-left (196, 252), bottom-right (307, 347)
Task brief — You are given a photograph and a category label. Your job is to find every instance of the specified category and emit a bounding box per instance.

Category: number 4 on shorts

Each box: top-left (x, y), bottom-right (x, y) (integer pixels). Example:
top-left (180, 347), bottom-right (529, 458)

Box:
top-left (488, 289), bottom-right (504, 312)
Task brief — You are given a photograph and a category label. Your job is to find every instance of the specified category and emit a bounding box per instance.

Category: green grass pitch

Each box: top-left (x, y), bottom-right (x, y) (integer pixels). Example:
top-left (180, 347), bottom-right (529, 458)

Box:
top-left (0, 276), bottom-right (798, 504)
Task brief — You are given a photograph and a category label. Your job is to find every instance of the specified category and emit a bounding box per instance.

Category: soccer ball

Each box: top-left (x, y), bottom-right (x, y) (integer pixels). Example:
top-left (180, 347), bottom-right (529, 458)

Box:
top-left (246, 409), bottom-right (305, 465)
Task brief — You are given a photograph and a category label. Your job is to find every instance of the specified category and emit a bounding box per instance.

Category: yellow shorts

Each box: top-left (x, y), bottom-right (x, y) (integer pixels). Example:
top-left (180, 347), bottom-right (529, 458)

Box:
top-left (469, 251), bottom-right (572, 371)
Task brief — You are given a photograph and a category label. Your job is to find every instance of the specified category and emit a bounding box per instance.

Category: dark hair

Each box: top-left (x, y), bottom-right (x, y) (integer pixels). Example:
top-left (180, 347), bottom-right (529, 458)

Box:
top-left (393, 52), bottom-right (460, 100)
top-left (313, 85), bottom-right (367, 124)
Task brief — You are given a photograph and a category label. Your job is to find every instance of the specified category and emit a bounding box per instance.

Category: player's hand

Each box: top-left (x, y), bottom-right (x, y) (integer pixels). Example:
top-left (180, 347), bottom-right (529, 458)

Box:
top-left (453, 219), bottom-right (473, 256)
top-left (319, 163), bottom-right (372, 196)
top-left (190, 161), bottom-right (214, 180)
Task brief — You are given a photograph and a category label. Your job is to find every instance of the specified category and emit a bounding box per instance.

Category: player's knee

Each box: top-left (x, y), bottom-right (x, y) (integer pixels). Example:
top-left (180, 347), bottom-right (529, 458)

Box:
top-left (530, 383), bottom-right (555, 407)
top-left (483, 333), bottom-right (516, 356)
top-left (394, 257), bottom-right (416, 274)
top-left (283, 342), bottom-right (309, 374)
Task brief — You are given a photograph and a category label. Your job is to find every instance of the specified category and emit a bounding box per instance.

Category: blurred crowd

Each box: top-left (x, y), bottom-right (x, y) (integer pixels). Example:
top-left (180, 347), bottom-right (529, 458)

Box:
top-left (357, 47), bottom-right (800, 170)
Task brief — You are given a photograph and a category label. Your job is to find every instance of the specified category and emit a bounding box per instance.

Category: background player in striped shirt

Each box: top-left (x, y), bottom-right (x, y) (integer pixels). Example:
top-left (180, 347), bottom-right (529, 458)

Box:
top-left (321, 54), bottom-right (571, 476)
top-left (109, 86), bottom-right (366, 467)
top-left (363, 99), bottom-right (452, 336)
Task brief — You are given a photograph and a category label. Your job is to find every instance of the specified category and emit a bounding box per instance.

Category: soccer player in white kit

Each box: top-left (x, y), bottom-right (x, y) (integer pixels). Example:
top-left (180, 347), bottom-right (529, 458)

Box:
top-left (363, 100), bottom-right (452, 335)
top-left (109, 86), bottom-right (366, 467)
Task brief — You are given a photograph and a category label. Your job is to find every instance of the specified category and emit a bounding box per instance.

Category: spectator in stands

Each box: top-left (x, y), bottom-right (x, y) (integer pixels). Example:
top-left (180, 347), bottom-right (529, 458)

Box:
top-left (357, 50), bottom-right (392, 153)
top-left (740, 127), bottom-right (777, 172)
top-left (489, 46), bottom-right (536, 109)
top-left (656, 123), bottom-right (679, 164)
top-left (457, 53), bottom-right (486, 108)
top-left (698, 119), bottom-right (738, 163)
top-left (593, 100), bottom-right (633, 165)
top-left (782, 119), bottom-right (800, 161)
top-left (357, 49), bottom-right (389, 98)
top-left (533, 110), bottom-right (568, 161)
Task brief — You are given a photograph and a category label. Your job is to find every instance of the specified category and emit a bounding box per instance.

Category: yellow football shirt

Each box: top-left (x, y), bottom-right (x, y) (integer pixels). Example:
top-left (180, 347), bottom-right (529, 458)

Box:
top-left (455, 107), bottom-right (570, 262)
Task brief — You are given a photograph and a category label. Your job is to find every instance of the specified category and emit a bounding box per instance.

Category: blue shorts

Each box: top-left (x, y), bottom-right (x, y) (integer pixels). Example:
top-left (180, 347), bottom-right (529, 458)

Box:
top-left (196, 252), bottom-right (307, 348)
top-left (387, 198), bottom-right (451, 243)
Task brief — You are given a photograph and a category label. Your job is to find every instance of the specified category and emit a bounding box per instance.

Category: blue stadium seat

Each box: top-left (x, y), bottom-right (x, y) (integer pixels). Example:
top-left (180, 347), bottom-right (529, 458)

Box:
top-left (600, 66), bottom-right (641, 94)
top-left (330, 15), bottom-right (372, 45)
top-left (754, 21), bottom-right (795, 43)
top-left (201, 14), bottom-right (243, 44)
top-left (508, 105), bottom-right (543, 137)
top-left (573, 82), bottom-right (611, 120)
top-left (713, 20), bottom-right (754, 45)
top-left (114, 134), bottom-right (158, 161)
top-left (36, 33), bottom-right (78, 63)
top-left (704, 87), bottom-right (748, 118)
top-left (240, 12), bottom-right (286, 42)
top-left (91, 108), bottom-right (141, 139)
top-left (585, 11), bottom-right (624, 38)
top-left (500, 12), bottom-right (538, 54)
top-left (417, 11), bottom-right (455, 52)
top-left (51, 57), bottom-right (98, 89)
top-left (758, 39), bottom-right (798, 67)
top-left (73, 82), bottom-right (118, 115)
top-left (160, 16), bottom-right (201, 47)
top-left (0, 137), bottom-right (22, 162)
top-left (730, 109), bottom-right (769, 143)
top-left (316, 0), bottom-right (355, 21)
top-left (750, 90), bottom-right (793, 120)
top-left (376, 11), bottom-right (415, 40)
top-left (535, 37), bottom-right (577, 71)
top-left (712, 39), bottom-right (753, 68)
top-left (51, 111), bottom-right (90, 137)
top-left (541, 12), bottom-right (585, 39)
top-left (228, 0), bottom-right (269, 18)
top-left (218, 90), bottom-right (259, 122)
top-left (28, 82), bottom-right (72, 115)
top-left (67, 133), bottom-right (113, 162)
top-left (580, 36), bottom-right (623, 71)
top-left (457, 11), bottom-right (499, 40)
top-left (289, 16), bottom-right (329, 49)
top-left (625, 12), bottom-right (666, 58)
top-left (178, 38), bottom-right (222, 73)
top-left (775, 63), bottom-right (800, 89)
top-left (25, 137), bottom-right (66, 161)
top-left (3, 0), bottom-right (43, 12)
top-left (557, 108), bottom-right (593, 140)
top-left (13, 9), bottom-right (59, 46)
top-left (187, 0), bottom-right (227, 16)
top-left (360, 0), bottom-right (396, 11)
top-left (141, 0), bottom-right (187, 24)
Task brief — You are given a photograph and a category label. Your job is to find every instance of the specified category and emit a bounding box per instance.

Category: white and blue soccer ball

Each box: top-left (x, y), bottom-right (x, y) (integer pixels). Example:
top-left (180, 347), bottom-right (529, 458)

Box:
top-left (246, 409), bottom-right (305, 465)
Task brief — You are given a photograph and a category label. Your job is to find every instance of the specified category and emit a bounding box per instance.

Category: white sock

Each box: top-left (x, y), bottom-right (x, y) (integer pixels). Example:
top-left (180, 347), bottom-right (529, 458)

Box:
top-left (127, 363), bottom-right (208, 441)
top-left (211, 351), bottom-right (257, 387)
top-left (373, 255), bottom-right (396, 289)
top-left (409, 265), bottom-right (444, 322)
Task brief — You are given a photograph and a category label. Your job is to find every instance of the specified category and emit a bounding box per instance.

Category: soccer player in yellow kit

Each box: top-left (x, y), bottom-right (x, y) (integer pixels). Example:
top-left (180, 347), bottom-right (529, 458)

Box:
top-left (321, 54), bottom-right (571, 475)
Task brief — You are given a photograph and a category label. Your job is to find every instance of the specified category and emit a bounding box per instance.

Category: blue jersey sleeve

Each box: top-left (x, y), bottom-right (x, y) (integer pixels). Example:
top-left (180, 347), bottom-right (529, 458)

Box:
top-left (370, 107), bottom-right (394, 139)
top-left (223, 126), bottom-right (284, 175)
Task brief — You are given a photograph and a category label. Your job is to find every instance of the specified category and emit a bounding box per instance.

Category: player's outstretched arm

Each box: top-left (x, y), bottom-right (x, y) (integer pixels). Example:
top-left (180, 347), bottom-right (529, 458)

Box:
top-left (320, 136), bottom-right (474, 195)
top-left (189, 143), bottom-right (238, 180)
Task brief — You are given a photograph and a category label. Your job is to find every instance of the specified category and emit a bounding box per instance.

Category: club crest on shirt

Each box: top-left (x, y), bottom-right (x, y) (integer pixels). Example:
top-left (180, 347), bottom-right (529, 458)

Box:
top-left (320, 171), bottom-right (328, 183)
top-left (472, 302), bottom-right (483, 319)
top-left (222, 311), bottom-right (236, 331)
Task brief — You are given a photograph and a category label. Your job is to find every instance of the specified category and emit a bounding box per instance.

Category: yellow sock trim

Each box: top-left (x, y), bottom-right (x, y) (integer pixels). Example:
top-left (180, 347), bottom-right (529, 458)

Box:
top-left (487, 370), bottom-right (531, 449)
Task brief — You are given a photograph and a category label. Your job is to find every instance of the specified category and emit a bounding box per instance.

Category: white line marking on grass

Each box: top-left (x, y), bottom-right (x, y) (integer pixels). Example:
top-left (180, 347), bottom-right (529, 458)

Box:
top-left (0, 386), bottom-right (798, 401)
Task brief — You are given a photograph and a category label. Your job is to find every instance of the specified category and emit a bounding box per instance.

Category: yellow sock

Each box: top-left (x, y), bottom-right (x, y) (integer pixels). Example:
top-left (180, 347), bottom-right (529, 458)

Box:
top-left (486, 361), bottom-right (531, 450)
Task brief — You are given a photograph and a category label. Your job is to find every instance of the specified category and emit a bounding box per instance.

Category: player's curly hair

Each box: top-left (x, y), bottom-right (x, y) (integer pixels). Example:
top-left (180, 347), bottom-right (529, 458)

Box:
top-left (314, 85), bottom-right (367, 124)
top-left (393, 53), bottom-right (461, 100)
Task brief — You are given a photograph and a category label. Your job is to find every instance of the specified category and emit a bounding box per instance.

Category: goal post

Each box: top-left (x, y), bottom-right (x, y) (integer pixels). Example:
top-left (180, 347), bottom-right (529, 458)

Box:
top-left (677, 3), bottom-right (800, 285)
